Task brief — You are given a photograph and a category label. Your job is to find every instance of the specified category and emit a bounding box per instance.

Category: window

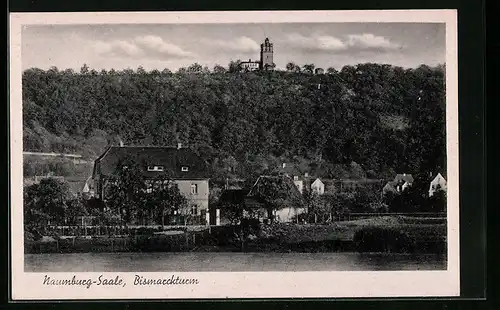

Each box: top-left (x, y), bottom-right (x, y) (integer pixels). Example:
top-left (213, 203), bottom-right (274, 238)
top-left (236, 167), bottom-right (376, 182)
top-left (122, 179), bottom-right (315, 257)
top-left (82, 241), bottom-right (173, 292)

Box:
top-left (293, 176), bottom-right (299, 181)
top-left (191, 206), bottom-right (198, 215)
top-left (181, 166), bottom-right (189, 172)
top-left (147, 166), bottom-right (164, 172)
top-left (191, 184), bottom-right (198, 195)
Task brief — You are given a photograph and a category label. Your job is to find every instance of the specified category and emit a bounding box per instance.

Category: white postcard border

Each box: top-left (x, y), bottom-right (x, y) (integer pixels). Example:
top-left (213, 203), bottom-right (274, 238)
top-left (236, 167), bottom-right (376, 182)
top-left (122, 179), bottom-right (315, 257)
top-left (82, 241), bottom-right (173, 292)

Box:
top-left (9, 10), bottom-right (459, 300)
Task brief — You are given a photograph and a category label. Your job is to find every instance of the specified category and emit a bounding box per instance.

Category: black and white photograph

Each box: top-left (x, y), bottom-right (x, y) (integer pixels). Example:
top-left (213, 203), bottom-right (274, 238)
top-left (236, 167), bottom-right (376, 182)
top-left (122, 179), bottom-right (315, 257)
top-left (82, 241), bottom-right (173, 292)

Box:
top-left (9, 10), bottom-right (459, 299)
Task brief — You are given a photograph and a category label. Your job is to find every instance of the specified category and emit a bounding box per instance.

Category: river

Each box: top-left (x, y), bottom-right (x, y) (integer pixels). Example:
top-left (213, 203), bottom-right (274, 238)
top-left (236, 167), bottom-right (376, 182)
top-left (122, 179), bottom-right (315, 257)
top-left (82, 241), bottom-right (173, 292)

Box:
top-left (25, 252), bottom-right (446, 272)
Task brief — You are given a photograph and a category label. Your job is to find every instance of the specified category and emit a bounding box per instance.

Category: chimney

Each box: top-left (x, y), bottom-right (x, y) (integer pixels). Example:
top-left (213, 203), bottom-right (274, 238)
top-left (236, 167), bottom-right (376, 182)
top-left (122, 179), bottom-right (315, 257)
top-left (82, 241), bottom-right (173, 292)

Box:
top-left (118, 137), bottom-right (124, 147)
top-left (282, 163), bottom-right (286, 169)
top-left (177, 143), bottom-right (182, 150)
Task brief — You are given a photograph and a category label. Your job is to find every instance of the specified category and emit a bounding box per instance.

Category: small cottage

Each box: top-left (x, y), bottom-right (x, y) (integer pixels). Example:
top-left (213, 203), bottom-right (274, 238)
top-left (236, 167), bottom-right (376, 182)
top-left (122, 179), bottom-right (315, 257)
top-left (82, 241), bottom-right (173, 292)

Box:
top-left (429, 173), bottom-right (447, 197)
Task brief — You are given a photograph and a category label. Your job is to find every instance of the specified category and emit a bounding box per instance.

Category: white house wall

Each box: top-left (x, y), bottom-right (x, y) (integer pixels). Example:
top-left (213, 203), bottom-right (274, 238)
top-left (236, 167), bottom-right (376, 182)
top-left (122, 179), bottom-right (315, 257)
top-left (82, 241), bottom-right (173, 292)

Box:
top-left (174, 180), bottom-right (210, 213)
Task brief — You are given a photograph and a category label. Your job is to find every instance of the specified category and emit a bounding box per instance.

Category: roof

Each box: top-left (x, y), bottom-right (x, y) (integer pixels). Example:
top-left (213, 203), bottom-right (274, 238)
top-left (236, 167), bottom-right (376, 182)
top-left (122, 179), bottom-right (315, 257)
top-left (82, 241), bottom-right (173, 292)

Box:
top-left (382, 181), bottom-right (398, 193)
top-left (93, 146), bottom-right (209, 180)
top-left (247, 175), bottom-right (304, 208)
top-left (394, 174), bottom-right (414, 184)
top-left (275, 164), bottom-right (302, 178)
top-left (218, 189), bottom-right (250, 206)
top-left (431, 173), bottom-right (447, 183)
top-left (311, 178), bottom-right (324, 186)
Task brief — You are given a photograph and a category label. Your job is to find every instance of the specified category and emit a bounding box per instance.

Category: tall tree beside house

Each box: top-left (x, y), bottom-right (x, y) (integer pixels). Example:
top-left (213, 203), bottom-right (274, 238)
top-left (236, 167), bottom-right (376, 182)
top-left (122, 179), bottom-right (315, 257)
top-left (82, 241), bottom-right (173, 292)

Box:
top-left (104, 157), bottom-right (147, 227)
top-left (228, 60), bottom-right (242, 73)
top-left (148, 176), bottom-right (188, 229)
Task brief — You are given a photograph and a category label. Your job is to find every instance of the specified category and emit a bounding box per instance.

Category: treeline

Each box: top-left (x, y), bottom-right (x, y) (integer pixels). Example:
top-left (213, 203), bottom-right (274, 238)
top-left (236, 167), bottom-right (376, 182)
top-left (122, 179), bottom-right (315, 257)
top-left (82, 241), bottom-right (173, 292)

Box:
top-left (22, 63), bottom-right (446, 182)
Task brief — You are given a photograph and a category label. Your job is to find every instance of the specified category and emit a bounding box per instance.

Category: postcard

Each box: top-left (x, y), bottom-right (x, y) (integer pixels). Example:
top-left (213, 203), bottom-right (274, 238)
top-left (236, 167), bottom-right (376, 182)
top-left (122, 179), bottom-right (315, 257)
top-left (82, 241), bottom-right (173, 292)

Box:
top-left (9, 9), bottom-right (459, 300)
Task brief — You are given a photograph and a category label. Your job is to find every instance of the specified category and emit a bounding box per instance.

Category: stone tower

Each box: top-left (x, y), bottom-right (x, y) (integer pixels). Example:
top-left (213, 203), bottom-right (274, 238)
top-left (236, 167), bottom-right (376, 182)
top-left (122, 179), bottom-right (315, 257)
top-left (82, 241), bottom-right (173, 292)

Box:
top-left (260, 38), bottom-right (274, 70)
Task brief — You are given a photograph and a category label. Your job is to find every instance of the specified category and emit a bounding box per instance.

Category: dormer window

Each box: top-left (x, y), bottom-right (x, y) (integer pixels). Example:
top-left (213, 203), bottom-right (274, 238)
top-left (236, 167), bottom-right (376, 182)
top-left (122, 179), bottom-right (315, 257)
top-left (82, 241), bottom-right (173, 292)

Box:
top-left (147, 165), bottom-right (164, 172)
top-left (181, 166), bottom-right (189, 172)
top-left (293, 176), bottom-right (299, 181)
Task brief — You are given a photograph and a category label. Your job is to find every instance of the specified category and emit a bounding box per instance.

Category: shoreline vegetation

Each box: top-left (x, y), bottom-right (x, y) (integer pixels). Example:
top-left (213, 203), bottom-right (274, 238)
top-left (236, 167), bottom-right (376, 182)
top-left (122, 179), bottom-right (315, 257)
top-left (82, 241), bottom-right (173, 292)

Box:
top-left (25, 215), bottom-right (446, 255)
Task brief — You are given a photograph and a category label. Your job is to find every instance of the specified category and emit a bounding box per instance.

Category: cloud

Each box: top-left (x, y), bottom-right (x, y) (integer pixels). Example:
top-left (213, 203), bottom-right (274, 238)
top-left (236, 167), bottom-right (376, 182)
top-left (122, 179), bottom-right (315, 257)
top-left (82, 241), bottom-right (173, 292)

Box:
top-left (286, 33), bottom-right (402, 53)
top-left (286, 33), bottom-right (347, 52)
top-left (93, 35), bottom-right (194, 60)
top-left (203, 36), bottom-right (260, 53)
top-left (346, 33), bottom-right (402, 51)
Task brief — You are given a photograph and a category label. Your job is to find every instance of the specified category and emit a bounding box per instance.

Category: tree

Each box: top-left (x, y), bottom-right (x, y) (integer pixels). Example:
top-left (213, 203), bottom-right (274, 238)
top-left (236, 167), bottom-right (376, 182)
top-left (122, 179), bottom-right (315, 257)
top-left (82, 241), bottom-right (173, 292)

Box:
top-left (24, 178), bottom-right (72, 228)
top-left (149, 176), bottom-right (188, 229)
top-left (251, 177), bottom-right (304, 223)
top-left (349, 161), bottom-right (366, 179)
top-left (302, 64), bottom-right (315, 74)
top-left (104, 157), bottom-right (147, 226)
top-left (187, 63), bottom-right (203, 74)
top-left (65, 196), bottom-right (88, 226)
top-left (228, 60), bottom-right (242, 73)
top-left (286, 62), bottom-right (297, 72)
top-left (80, 64), bottom-right (90, 75)
top-left (327, 67), bottom-right (338, 75)
top-left (304, 190), bottom-right (330, 223)
top-left (22, 63), bottom-right (446, 193)
top-left (213, 64), bottom-right (227, 74)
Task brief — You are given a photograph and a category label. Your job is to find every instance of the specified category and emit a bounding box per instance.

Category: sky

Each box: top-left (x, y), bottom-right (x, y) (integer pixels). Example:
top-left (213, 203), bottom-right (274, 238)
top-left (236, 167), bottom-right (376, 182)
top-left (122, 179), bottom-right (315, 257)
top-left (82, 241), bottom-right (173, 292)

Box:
top-left (21, 23), bottom-right (445, 72)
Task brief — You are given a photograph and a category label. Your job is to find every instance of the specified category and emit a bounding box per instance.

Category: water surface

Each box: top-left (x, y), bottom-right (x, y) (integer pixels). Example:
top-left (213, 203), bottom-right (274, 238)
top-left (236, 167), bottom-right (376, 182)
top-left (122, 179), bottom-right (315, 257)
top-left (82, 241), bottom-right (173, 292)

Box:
top-left (25, 252), bottom-right (447, 272)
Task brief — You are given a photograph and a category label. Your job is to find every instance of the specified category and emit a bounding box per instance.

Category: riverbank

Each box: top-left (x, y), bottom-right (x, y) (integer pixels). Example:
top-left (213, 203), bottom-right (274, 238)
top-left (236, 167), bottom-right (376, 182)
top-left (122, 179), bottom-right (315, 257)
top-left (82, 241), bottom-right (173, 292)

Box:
top-left (24, 216), bottom-right (447, 254)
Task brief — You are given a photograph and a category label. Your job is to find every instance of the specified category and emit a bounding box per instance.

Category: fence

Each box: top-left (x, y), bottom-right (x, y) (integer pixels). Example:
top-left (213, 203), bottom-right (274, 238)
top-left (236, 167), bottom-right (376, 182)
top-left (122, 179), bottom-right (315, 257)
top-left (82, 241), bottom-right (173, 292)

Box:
top-left (303, 212), bottom-right (446, 224)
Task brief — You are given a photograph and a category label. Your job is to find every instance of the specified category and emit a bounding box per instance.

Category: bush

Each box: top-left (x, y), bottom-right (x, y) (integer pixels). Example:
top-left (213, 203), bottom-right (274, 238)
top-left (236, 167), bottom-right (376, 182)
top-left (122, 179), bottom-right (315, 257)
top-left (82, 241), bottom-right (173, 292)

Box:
top-left (353, 226), bottom-right (416, 253)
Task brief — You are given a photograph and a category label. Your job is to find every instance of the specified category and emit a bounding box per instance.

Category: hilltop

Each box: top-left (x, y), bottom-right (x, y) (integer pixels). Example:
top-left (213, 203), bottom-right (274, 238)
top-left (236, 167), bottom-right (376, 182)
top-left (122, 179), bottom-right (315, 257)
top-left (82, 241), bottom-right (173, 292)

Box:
top-left (22, 63), bottom-right (446, 182)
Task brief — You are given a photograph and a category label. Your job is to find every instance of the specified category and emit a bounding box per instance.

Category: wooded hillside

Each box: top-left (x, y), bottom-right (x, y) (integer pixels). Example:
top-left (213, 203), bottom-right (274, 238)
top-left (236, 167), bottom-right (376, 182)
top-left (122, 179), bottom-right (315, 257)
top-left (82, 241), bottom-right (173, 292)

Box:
top-left (22, 63), bottom-right (446, 182)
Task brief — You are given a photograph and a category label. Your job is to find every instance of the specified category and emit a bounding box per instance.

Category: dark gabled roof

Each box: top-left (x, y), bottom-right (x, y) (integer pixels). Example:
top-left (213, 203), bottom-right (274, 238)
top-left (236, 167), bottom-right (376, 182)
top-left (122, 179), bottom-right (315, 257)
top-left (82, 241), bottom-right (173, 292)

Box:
top-left (93, 146), bottom-right (209, 180)
top-left (394, 174), bottom-right (414, 184)
top-left (247, 175), bottom-right (304, 208)
top-left (218, 189), bottom-right (250, 207)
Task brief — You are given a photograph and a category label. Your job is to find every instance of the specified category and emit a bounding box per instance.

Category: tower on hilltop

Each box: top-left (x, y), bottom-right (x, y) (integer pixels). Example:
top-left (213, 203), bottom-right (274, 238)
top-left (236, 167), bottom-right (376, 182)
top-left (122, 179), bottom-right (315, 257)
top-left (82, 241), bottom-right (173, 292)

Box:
top-left (260, 38), bottom-right (274, 71)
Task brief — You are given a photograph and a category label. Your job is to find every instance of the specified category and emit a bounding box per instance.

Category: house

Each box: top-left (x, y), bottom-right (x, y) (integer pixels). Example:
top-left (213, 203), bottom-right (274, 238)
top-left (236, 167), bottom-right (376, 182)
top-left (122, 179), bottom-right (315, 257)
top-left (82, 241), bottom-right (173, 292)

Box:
top-left (216, 175), bottom-right (306, 223)
top-left (394, 173), bottom-right (414, 191)
top-left (92, 144), bottom-right (210, 222)
top-left (245, 175), bottom-right (306, 223)
top-left (429, 173), bottom-right (447, 197)
top-left (239, 59), bottom-right (260, 72)
top-left (382, 173), bottom-right (414, 196)
top-left (310, 178), bottom-right (325, 195)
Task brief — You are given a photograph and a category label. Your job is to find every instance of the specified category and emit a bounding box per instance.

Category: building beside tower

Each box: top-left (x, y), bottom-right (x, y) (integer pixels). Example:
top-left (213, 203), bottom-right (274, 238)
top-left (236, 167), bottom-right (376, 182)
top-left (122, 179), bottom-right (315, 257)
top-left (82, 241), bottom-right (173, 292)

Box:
top-left (239, 38), bottom-right (275, 72)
